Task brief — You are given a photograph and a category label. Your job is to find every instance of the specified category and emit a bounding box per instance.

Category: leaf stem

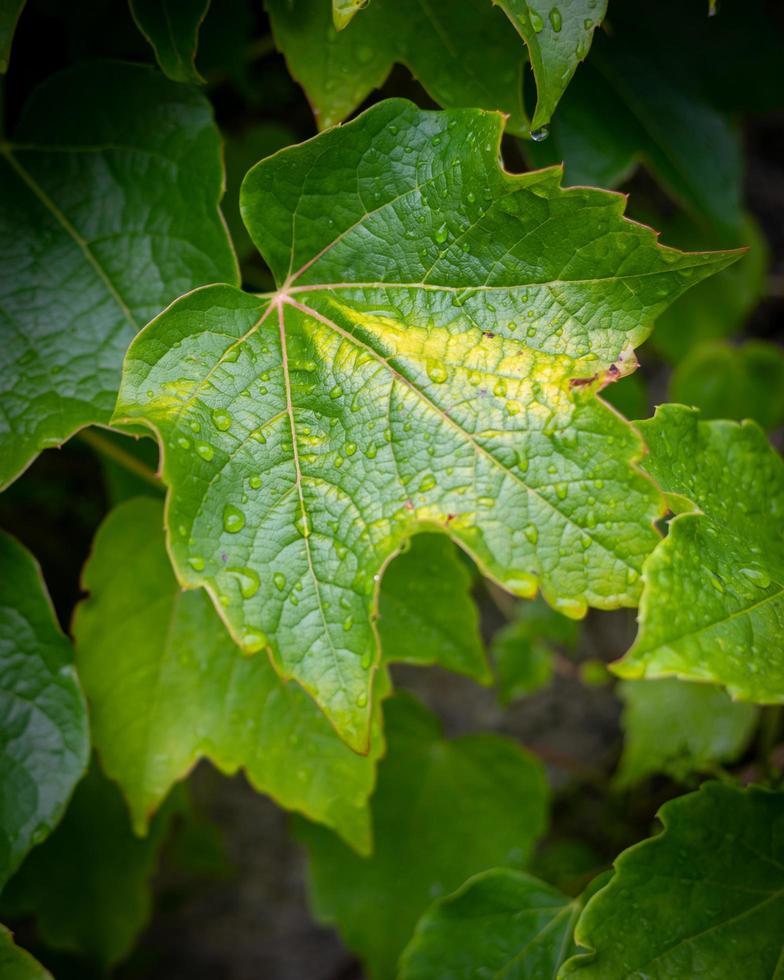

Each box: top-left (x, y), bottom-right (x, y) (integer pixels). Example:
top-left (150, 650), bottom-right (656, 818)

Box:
top-left (78, 429), bottom-right (164, 492)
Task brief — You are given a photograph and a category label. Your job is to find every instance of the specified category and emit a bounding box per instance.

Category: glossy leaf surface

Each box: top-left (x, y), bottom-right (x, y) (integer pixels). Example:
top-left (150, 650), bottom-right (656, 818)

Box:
top-left (73, 497), bottom-right (385, 852)
top-left (0, 533), bottom-right (88, 888)
top-left (563, 782), bottom-right (784, 978)
top-left (296, 693), bottom-right (548, 980)
top-left (1, 767), bottom-right (180, 968)
top-left (615, 405), bottom-right (784, 703)
top-left (399, 868), bottom-right (585, 979)
top-left (130, 0), bottom-right (210, 83)
top-left (266, 0), bottom-right (528, 133)
top-left (499, 0), bottom-right (606, 132)
top-left (0, 61), bottom-right (238, 488)
top-left (115, 100), bottom-right (734, 749)
top-left (616, 678), bottom-right (758, 788)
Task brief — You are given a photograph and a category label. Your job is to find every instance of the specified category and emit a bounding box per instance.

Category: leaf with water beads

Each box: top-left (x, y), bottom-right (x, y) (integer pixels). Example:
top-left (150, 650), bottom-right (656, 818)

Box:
top-left (614, 404), bottom-right (784, 704)
top-left (114, 100), bottom-right (737, 750)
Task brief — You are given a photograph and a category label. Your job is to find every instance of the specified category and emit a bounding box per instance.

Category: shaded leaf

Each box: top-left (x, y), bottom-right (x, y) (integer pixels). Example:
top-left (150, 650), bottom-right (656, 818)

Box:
top-left (114, 100), bottom-right (735, 749)
top-left (0, 0), bottom-right (25, 73)
top-left (671, 341), bottom-right (784, 430)
top-left (296, 693), bottom-right (549, 980)
top-left (0, 533), bottom-right (88, 888)
top-left (651, 214), bottom-right (767, 363)
top-left (399, 868), bottom-right (584, 980)
top-left (614, 405), bottom-right (784, 703)
top-left (562, 782), bottom-right (784, 978)
top-left (526, 23), bottom-right (743, 236)
top-left (616, 678), bottom-right (758, 788)
top-left (378, 533), bottom-right (489, 683)
top-left (0, 60), bottom-right (238, 488)
top-left (0, 766), bottom-right (180, 969)
top-left (266, 0), bottom-right (528, 133)
top-left (73, 497), bottom-right (385, 853)
top-left (130, 0), bottom-right (211, 84)
top-left (499, 0), bottom-right (607, 132)
top-left (0, 926), bottom-right (51, 980)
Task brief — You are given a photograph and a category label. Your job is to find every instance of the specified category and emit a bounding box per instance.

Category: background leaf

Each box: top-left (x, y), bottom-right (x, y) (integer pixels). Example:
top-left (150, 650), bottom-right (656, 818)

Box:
top-left (115, 100), bottom-right (735, 750)
top-left (616, 678), bottom-right (758, 788)
top-left (0, 766), bottom-right (181, 969)
top-left (296, 693), bottom-right (549, 980)
top-left (399, 867), bottom-right (590, 980)
top-left (0, 0), bottom-right (25, 73)
top-left (0, 60), bottom-right (238, 488)
top-left (615, 405), bottom-right (784, 703)
top-left (265, 0), bottom-right (528, 133)
top-left (0, 533), bottom-right (88, 888)
top-left (562, 782), bottom-right (784, 978)
top-left (0, 926), bottom-right (51, 980)
top-left (129, 0), bottom-right (211, 84)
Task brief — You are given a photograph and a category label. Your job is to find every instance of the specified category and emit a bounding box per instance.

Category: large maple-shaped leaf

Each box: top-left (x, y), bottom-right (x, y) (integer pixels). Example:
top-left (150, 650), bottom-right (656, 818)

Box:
top-left (296, 693), bottom-right (548, 980)
top-left (614, 405), bottom-right (784, 703)
top-left (499, 0), bottom-right (607, 132)
top-left (265, 0), bottom-right (528, 133)
top-left (562, 782), bottom-right (784, 978)
top-left (114, 100), bottom-right (736, 750)
top-left (0, 532), bottom-right (89, 888)
top-left (0, 60), bottom-right (238, 488)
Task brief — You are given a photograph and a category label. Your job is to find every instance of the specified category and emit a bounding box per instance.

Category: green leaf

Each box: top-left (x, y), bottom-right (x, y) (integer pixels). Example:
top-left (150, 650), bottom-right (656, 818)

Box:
top-left (296, 693), bottom-right (549, 980)
top-left (129, 0), bottom-right (211, 84)
top-left (671, 341), bottom-right (784, 431)
top-left (562, 782), bottom-right (784, 978)
top-left (0, 60), bottom-right (238, 489)
top-left (378, 533), bottom-right (489, 683)
top-left (114, 100), bottom-right (736, 749)
top-left (332, 0), bottom-right (366, 31)
top-left (73, 497), bottom-right (385, 853)
top-left (616, 678), bottom-right (758, 788)
top-left (651, 215), bottom-right (768, 363)
top-left (399, 868), bottom-right (586, 980)
top-left (498, 0), bottom-right (607, 132)
top-left (265, 0), bottom-right (528, 133)
top-left (0, 766), bottom-right (180, 968)
top-left (491, 595), bottom-right (578, 703)
top-left (0, 0), bottom-right (25, 73)
top-left (0, 926), bottom-right (51, 980)
top-left (614, 405), bottom-right (784, 703)
top-left (525, 27), bottom-right (743, 236)
top-left (0, 532), bottom-right (89, 888)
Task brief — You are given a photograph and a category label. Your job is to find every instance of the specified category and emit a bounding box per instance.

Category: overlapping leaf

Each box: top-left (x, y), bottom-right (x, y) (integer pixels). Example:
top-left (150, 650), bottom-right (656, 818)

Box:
top-left (0, 0), bottom-right (25, 72)
top-left (130, 0), bottom-right (210, 83)
top-left (399, 868), bottom-right (591, 979)
top-left (0, 926), bottom-right (51, 980)
top-left (614, 405), bottom-right (784, 703)
top-left (0, 60), bottom-right (237, 488)
top-left (499, 0), bottom-right (607, 132)
top-left (0, 532), bottom-right (88, 888)
top-left (616, 678), bottom-right (758, 788)
top-left (73, 497), bottom-right (385, 851)
top-left (1, 766), bottom-right (181, 968)
top-left (296, 693), bottom-right (548, 980)
top-left (562, 782), bottom-right (784, 978)
top-left (114, 100), bottom-right (735, 749)
top-left (266, 0), bottom-right (528, 133)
